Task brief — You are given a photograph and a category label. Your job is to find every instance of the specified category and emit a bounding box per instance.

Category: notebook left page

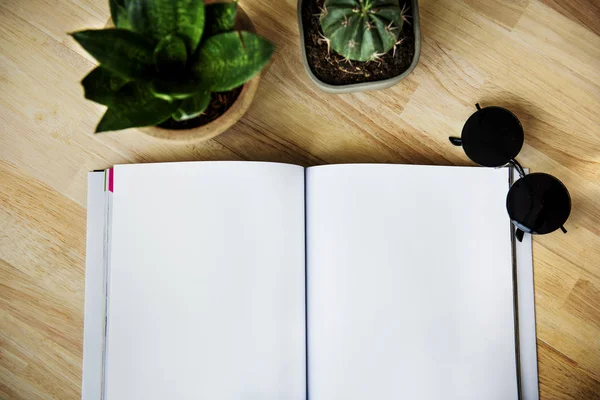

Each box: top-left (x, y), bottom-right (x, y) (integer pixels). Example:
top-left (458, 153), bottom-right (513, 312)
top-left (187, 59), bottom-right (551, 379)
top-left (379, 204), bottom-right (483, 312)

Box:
top-left (104, 162), bottom-right (306, 400)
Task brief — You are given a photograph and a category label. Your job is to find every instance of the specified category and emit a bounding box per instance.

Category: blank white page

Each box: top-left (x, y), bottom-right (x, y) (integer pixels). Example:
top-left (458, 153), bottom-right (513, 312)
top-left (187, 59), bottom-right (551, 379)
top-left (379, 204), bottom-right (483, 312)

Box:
top-left (105, 162), bottom-right (306, 400)
top-left (306, 164), bottom-right (518, 400)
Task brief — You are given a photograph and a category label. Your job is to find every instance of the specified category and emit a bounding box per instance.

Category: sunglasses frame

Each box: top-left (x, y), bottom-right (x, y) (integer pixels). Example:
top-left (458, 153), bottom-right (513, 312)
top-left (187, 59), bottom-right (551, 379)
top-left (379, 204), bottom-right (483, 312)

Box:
top-left (449, 104), bottom-right (571, 241)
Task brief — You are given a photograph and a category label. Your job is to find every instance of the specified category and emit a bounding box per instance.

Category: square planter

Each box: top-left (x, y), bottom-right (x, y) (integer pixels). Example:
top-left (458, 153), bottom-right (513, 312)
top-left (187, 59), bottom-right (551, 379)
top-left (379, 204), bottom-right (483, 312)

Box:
top-left (298, 0), bottom-right (421, 94)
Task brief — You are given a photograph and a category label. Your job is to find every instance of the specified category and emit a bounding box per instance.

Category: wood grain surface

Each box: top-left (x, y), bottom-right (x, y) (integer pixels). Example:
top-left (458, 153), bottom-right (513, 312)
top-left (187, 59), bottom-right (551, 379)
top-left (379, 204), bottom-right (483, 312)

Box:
top-left (1, 0), bottom-right (599, 398)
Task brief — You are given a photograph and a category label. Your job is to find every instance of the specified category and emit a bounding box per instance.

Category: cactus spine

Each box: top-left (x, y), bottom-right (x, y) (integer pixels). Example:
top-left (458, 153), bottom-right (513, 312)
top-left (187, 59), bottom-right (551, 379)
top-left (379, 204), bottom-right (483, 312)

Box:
top-left (319, 0), bottom-right (408, 62)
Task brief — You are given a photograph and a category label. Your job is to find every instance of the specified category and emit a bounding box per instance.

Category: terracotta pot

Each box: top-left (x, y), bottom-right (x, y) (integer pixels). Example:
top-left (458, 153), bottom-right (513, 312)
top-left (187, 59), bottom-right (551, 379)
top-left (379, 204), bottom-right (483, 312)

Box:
top-left (143, 6), bottom-right (261, 142)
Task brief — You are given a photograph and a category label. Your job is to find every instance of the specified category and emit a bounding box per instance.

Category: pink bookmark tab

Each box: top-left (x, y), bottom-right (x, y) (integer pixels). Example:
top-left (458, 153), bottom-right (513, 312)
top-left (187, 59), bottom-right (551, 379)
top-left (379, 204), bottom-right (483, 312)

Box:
top-left (108, 168), bottom-right (114, 192)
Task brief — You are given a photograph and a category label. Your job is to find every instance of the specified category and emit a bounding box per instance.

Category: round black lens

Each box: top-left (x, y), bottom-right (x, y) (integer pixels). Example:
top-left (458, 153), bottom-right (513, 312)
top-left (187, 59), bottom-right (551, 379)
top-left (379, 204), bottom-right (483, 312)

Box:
top-left (461, 106), bottom-right (524, 167)
top-left (507, 173), bottom-right (571, 235)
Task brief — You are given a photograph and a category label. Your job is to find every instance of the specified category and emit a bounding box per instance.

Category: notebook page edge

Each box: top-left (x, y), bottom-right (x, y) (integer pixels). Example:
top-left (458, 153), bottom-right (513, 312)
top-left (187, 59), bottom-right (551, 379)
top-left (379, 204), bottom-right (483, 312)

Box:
top-left (111, 160), bottom-right (305, 170)
top-left (513, 168), bottom-right (540, 400)
top-left (82, 171), bottom-right (108, 400)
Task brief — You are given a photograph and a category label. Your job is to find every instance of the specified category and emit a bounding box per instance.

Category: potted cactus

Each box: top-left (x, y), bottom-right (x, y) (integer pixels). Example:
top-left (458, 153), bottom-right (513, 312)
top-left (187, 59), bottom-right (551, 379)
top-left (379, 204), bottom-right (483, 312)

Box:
top-left (71, 0), bottom-right (274, 141)
top-left (298, 0), bottom-right (421, 93)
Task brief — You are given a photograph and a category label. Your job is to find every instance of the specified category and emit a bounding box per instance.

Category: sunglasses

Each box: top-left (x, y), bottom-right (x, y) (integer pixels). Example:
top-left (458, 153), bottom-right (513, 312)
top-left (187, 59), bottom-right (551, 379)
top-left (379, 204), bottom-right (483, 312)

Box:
top-left (449, 104), bottom-right (571, 242)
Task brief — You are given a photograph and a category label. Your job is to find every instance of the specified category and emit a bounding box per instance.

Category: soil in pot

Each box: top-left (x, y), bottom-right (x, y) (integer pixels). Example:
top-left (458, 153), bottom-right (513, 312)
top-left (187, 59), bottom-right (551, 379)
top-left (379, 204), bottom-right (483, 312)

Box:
top-left (301, 0), bottom-right (416, 86)
top-left (158, 86), bottom-right (243, 130)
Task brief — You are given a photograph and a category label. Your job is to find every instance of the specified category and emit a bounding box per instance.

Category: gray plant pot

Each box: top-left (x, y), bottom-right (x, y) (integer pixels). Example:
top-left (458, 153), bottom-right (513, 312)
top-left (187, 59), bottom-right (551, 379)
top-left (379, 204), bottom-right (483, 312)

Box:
top-left (298, 0), bottom-right (421, 94)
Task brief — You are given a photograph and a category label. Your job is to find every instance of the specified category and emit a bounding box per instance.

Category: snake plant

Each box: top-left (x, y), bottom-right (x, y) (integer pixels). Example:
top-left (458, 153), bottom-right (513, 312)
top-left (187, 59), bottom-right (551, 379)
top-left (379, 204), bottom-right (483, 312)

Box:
top-left (71, 0), bottom-right (275, 132)
top-left (319, 0), bottom-right (409, 62)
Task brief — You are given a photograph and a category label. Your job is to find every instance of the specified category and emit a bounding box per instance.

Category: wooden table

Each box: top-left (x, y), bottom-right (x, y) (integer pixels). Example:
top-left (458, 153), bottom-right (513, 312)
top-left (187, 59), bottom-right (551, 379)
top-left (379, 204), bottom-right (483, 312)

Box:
top-left (1, 0), bottom-right (599, 398)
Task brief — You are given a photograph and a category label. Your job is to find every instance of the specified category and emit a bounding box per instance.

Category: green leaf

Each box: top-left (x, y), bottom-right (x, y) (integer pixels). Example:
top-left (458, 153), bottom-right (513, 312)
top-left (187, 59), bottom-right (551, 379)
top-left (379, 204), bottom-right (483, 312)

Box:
top-left (95, 83), bottom-right (180, 132)
top-left (81, 67), bottom-right (129, 106)
top-left (154, 34), bottom-right (188, 74)
top-left (151, 77), bottom-right (202, 101)
top-left (71, 29), bottom-right (155, 80)
top-left (172, 90), bottom-right (211, 121)
top-left (109, 0), bottom-right (131, 29)
top-left (205, 2), bottom-right (238, 35)
top-left (127, 0), bottom-right (205, 54)
top-left (192, 31), bottom-right (274, 92)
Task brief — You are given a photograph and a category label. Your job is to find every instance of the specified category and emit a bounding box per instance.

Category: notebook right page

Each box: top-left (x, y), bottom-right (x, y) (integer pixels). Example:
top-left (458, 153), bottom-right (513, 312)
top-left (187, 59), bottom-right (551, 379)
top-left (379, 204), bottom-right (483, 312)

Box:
top-left (306, 164), bottom-right (518, 400)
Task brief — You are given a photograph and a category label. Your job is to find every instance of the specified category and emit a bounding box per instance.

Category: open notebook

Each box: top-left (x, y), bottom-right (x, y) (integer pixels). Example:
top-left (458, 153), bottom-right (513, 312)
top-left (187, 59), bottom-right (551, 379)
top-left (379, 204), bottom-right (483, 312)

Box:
top-left (83, 162), bottom-right (539, 400)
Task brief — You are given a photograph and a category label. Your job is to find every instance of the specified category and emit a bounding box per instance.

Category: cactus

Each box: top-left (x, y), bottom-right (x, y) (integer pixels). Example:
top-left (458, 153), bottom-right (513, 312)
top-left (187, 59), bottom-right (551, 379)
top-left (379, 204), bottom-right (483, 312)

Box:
top-left (319, 0), bottom-right (409, 62)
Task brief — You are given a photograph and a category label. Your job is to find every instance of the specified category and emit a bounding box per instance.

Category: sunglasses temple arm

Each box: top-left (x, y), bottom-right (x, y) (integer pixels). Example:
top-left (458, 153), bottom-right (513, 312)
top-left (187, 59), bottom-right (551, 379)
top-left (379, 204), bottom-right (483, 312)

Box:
top-left (449, 137), bottom-right (462, 146)
top-left (509, 159), bottom-right (526, 178)
top-left (509, 158), bottom-right (527, 243)
top-left (516, 228), bottom-right (525, 242)
top-left (448, 104), bottom-right (482, 146)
